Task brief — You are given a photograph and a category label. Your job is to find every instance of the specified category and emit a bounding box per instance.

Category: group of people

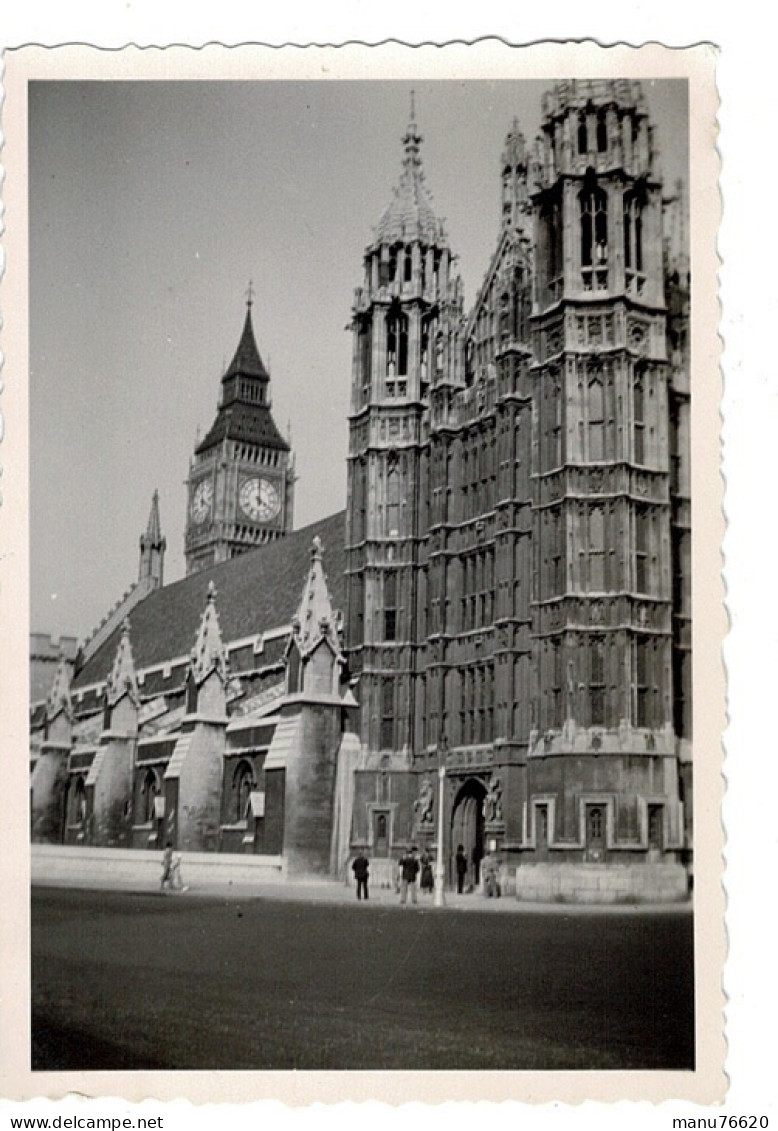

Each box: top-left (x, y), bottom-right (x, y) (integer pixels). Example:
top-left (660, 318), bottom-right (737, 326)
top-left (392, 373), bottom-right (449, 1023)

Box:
top-left (351, 844), bottom-right (501, 902)
top-left (350, 845), bottom-right (435, 903)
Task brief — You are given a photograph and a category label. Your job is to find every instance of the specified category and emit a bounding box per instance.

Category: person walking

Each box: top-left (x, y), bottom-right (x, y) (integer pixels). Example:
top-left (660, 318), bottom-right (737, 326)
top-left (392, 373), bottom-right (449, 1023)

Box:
top-left (420, 850), bottom-right (434, 896)
top-left (455, 844), bottom-right (468, 894)
top-left (352, 852), bottom-right (370, 900)
top-left (170, 849), bottom-right (188, 892)
top-left (399, 846), bottom-right (420, 905)
top-left (160, 841), bottom-right (174, 893)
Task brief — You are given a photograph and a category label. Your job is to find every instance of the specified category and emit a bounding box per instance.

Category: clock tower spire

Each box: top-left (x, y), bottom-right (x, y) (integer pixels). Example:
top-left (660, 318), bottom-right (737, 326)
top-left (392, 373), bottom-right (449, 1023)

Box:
top-left (184, 293), bottom-right (295, 575)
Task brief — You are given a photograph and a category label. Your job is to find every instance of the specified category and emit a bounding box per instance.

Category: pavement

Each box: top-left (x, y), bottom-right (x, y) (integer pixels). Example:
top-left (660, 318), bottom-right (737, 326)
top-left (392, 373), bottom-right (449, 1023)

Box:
top-left (33, 870), bottom-right (692, 913)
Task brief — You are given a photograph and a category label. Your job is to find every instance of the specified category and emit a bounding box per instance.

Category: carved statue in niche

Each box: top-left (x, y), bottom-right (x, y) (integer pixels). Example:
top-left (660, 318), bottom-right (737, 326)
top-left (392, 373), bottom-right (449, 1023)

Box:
top-left (413, 774), bottom-right (435, 827)
top-left (484, 772), bottom-right (503, 823)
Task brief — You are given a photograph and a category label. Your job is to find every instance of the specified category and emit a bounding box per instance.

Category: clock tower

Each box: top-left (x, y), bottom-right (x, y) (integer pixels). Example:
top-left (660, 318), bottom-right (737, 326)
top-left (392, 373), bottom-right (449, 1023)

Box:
top-left (184, 294), bottom-right (295, 575)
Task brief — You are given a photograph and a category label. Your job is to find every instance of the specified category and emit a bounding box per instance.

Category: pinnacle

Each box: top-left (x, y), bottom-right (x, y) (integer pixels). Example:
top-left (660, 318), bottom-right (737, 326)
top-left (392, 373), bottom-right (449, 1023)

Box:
top-left (107, 618), bottom-right (138, 707)
top-left (373, 100), bottom-right (445, 247)
top-left (224, 300), bottom-right (269, 382)
top-left (145, 489), bottom-right (163, 543)
top-left (292, 537), bottom-right (342, 658)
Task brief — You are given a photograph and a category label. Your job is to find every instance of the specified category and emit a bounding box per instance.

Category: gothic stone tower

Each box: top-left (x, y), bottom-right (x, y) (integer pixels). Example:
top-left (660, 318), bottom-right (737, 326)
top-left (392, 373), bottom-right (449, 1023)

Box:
top-left (520, 80), bottom-right (687, 899)
top-left (185, 297), bottom-right (295, 575)
top-left (346, 103), bottom-right (457, 771)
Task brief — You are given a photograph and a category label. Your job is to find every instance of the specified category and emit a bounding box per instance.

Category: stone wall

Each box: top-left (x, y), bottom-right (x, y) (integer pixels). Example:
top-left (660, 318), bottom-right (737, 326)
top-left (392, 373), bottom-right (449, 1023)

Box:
top-left (513, 862), bottom-right (689, 904)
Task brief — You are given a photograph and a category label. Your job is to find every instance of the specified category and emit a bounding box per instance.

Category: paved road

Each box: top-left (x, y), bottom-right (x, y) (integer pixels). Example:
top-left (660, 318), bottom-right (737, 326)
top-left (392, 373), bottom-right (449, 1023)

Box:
top-left (32, 886), bottom-right (695, 1072)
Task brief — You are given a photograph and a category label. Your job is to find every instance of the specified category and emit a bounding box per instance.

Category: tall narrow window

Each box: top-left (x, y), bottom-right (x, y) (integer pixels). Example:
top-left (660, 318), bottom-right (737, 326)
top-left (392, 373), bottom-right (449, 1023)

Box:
top-left (359, 321), bottom-right (372, 402)
top-left (383, 571), bottom-right (397, 641)
top-left (588, 507), bottom-right (605, 591)
top-left (596, 111), bottom-right (608, 153)
top-left (386, 465), bottom-right (400, 537)
top-left (234, 761), bottom-right (255, 823)
top-left (545, 373), bottom-right (563, 468)
top-left (380, 679), bottom-right (394, 748)
top-left (633, 377), bottom-right (646, 464)
top-left (635, 637), bottom-right (650, 727)
top-left (577, 114), bottom-right (588, 154)
top-left (624, 194), bottom-right (645, 291)
top-left (635, 506), bottom-right (650, 594)
top-left (386, 309), bottom-right (409, 385)
top-left (580, 186), bottom-right (608, 290)
top-left (552, 638), bottom-right (563, 726)
top-left (588, 376), bottom-right (605, 461)
top-left (143, 770), bottom-right (159, 824)
top-left (542, 196), bottom-right (564, 302)
top-left (590, 636), bottom-right (606, 725)
top-left (403, 247), bottom-right (413, 283)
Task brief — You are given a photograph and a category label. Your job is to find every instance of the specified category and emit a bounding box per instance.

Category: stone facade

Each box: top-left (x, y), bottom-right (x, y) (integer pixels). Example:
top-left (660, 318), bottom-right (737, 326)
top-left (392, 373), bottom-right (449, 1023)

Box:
top-left (30, 81), bottom-right (691, 902)
top-left (345, 81), bottom-right (690, 896)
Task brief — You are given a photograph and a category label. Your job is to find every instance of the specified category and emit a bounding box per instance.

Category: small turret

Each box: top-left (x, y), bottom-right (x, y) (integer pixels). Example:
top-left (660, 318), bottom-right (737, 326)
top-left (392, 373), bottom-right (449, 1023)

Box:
top-left (501, 118), bottom-right (531, 235)
top-left (138, 489), bottom-right (166, 589)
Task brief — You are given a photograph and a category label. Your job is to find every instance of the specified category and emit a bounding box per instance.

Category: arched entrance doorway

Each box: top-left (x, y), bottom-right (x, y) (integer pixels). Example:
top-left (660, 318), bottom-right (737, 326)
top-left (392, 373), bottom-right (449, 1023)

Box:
top-left (451, 778), bottom-right (487, 890)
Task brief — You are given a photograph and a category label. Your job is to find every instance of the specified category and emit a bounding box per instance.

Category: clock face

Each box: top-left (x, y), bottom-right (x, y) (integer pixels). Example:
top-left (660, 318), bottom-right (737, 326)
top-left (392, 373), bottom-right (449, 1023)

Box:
top-left (191, 479), bottom-right (213, 523)
top-left (240, 477), bottom-right (281, 522)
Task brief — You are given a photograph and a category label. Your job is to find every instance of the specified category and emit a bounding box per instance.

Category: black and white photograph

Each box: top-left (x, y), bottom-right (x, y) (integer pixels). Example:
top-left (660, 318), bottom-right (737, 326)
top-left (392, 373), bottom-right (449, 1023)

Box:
top-left (1, 39), bottom-right (726, 1107)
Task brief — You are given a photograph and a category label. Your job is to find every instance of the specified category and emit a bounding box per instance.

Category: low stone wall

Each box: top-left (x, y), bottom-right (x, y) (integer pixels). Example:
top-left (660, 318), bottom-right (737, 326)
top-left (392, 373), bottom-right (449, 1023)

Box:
top-left (32, 843), bottom-right (284, 890)
top-left (513, 862), bottom-right (690, 904)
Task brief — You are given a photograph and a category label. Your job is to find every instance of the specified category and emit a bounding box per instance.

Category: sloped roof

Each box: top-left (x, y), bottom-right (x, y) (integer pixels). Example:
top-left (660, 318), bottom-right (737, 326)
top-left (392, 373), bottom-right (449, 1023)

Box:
top-left (74, 511), bottom-right (347, 690)
top-left (224, 303), bottom-right (269, 381)
top-left (195, 303), bottom-right (289, 455)
top-left (195, 401), bottom-right (290, 454)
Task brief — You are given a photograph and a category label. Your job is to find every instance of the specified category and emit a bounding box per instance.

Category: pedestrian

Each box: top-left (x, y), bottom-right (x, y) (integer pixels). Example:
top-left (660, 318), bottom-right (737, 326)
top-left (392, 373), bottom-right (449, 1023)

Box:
top-left (160, 841), bottom-right (174, 893)
top-left (420, 850), bottom-right (434, 895)
top-left (352, 851), bottom-right (370, 900)
top-left (170, 849), bottom-right (188, 892)
top-left (455, 844), bottom-right (468, 894)
top-left (399, 846), bottom-right (420, 905)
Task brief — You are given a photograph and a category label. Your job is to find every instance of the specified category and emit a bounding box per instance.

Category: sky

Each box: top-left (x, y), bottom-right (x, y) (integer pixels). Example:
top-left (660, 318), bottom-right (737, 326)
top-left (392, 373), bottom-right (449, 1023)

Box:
top-left (29, 78), bottom-right (688, 643)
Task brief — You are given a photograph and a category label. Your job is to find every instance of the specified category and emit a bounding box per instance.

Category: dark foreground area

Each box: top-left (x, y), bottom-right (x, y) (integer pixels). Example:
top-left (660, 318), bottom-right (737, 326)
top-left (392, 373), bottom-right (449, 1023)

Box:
top-left (32, 886), bottom-right (694, 1071)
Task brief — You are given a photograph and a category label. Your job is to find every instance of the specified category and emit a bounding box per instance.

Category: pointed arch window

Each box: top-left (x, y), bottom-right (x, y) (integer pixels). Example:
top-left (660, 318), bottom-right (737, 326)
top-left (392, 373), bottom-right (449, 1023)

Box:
top-left (386, 308), bottom-right (409, 393)
top-left (541, 195), bottom-right (564, 302)
top-left (633, 375), bottom-right (646, 465)
top-left (634, 635), bottom-right (652, 727)
top-left (624, 191), bottom-right (645, 294)
top-left (635, 506), bottom-right (650, 594)
top-left (234, 760), bottom-right (255, 824)
top-left (580, 185), bottom-right (608, 290)
top-left (590, 635), bottom-right (606, 725)
top-left (386, 464), bottom-right (400, 537)
top-left (587, 506), bottom-right (606, 591)
top-left (380, 678), bottom-right (395, 749)
top-left (142, 769), bottom-right (160, 824)
top-left (358, 320), bottom-right (372, 402)
top-left (577, 114), bottom-right (588, 155)
top-left (588, 374), bottom-right (605, 461)
top-left (383, 570), bottom-right (398, 641)
top-left (596, 111), bottom-right (608, 153)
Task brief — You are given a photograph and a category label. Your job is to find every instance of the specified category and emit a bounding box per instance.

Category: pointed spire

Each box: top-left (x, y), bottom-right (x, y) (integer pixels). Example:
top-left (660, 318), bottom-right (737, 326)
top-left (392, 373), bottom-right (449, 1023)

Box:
top-left (139, 489), bottom-right (166, 587)
top-left (223, 296), bottom-right (269, 381)
top-left (191, 581), bottom-right (229, 684)
top-left (290, 536), bottom-right (344, 659)
top-left (145, 489), bottom-right (163, 543)
top-left (502, 117), bottom-right (527, 168)
top-left (46, 653), bottom-right (73, 723)
top-left (373, 95), bottom-right (446, 246)
top-left (107, 617), bottom-right (139, 707)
